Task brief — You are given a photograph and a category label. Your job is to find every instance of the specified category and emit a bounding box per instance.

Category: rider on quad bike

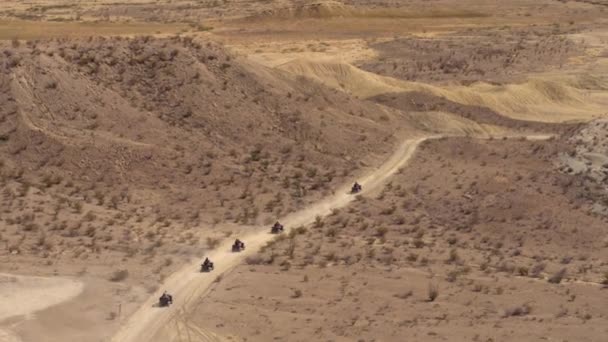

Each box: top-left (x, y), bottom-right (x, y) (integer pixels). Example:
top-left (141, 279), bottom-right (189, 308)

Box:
top-left (159, 291), bottom-right (173, 307)
top-left (271, 221), bottom-right (284, 234)
top-left (201, 257), bottom-right (214, 272)
top-left (232, 239), bottom-right (245, 252)
top-left (351, 181), bottom-right (362, 194)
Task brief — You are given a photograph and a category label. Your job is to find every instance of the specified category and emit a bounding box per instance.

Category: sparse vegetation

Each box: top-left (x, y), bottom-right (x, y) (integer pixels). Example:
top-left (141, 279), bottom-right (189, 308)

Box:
top-left (548, 268), bottom-right (567, 284)
top-left (427, 283), bottom-right (439, 302)
top-left (108, 269), bottom-right (129, 282)
top-left (1, 3), bottom-right (606, 342)
top-left (504, 304), bottom-right (531, 317)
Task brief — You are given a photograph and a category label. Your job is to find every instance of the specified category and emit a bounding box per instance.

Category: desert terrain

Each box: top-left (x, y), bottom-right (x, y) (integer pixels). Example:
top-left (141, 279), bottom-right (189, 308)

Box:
top-left (0, 0), bottom-right (607, 341)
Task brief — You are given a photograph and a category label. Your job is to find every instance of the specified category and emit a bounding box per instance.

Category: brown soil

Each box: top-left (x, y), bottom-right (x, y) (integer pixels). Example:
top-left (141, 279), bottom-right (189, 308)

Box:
top-left (557, 119), bottom-right (608, 215)
top-left (359, 26), bottom-right (582, 84)
top-left (371, 91), bottom-right (577, 132)
top-left (0, 35), bottom-right (414, 339)
top-left (193, 137), bottom-right (608, 341)
top-left (0, 1), bottom-right (607, 341)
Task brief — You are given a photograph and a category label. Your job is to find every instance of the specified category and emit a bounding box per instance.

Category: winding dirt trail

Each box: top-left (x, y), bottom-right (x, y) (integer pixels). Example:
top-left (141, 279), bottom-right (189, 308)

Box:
top-left (110, 136), bottom-right (432, 342)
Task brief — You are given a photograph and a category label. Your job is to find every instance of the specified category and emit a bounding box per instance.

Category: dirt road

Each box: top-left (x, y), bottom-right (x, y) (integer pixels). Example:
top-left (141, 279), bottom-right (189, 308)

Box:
top-left (110, 136), bottom-right (432, 342)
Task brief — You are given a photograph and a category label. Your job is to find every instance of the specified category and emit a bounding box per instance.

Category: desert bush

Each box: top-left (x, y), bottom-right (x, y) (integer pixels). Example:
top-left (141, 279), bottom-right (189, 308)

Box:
top-left (530, 263), bottom-right (546, 278)
top-left (472, 283), bottom-right (484, 292)
top-left (427, 283), bottom-right (439, 302)
top-left (394, 290), bottom-right (413, 299)
top-left (379, 205), bottom-right (396, 215)
top-left (291, 288), bottom-right (303, 298)
top-left (548, 268), bottom-right (567, 284)
top-left (45, 80), bottom-right (58, 89)
top-left (446, 269), bottom-right (460, 282)
top-left (375, 226), bottom-right (388, 238)
top-left (280, 260), bottom-right (291, 271)
top-left (206, 237), bottom-right (221, 249)
top-left (109, 269), bottom-right (129, 282)
top-left (314, 215), bottom-right (323, 228)
top-left (325, 226), bottom-right (337, 237)
top-left (517, 266), bottom-right (529, 276)
top-left (413, 238), bottom-right (425, 248)
top-left (325, 251), bottom-right (336, 262)
top-left (23, 223), bottom-right (39, 232)
top-left (503, 304), bottom-right (531, 317)
top-left (83, 211), bottom-right (96, 222)
top-left (245, 255), bottom-right (265, 265)
top-left (291, 226), bottom-right (308, 236)
top-left (393, 215), bottom-right (406, 225)
top-left (446, 236), bottom-right (458, 245)
top-left (446, 248), bottom-right (460, 264)
top-left (406, 253), bottom-right (418, 262)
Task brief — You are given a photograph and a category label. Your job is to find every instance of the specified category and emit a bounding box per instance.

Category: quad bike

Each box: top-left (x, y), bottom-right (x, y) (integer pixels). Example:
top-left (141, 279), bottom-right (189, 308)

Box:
top-left (159, 292), bottom-right (173, 307)
top-left (271, 222), bottom-right (284, 234)
top-left (201, 259), bottom-right (214, 272)
top-left (232, 240), bottom-right (245, 252)
top-left (351, 182), bottom-right (362, 194)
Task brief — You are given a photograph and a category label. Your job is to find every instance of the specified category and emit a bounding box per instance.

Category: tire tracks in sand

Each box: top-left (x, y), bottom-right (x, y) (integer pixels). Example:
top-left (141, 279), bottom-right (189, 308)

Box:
top-left (111, 133), bottom-right (562, 342)
top-left (110, 136), bottom-right (432, 342)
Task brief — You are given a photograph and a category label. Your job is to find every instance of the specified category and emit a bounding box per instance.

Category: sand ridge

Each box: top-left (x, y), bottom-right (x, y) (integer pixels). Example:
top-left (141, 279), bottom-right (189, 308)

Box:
top-left (279, 58), bottom-right (608, 122)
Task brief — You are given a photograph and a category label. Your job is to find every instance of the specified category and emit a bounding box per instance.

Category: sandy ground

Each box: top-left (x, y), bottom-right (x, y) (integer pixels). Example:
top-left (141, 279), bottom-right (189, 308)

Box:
top-left (0, 273), bottom-right (83, 321)
top-left (1, 1), bottom-right (608, 341)
top-left (190, 136), bottom-right (608, 342)
top-left (111, 133), bottom-right (556, 342)
top-left (111, 136), bottom-right (430, 342)
top-left (0, 273), bottom-right (83, 341)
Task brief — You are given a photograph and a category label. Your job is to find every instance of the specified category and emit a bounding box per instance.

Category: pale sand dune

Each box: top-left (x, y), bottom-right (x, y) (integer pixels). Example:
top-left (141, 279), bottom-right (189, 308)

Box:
top-left (279, 58), bottom-right (608, 122)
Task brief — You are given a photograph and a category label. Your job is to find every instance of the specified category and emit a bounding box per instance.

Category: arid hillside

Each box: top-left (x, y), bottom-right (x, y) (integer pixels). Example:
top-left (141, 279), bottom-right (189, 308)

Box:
top-left (359, 26), bottom-right (580, 84)
top-left (193, 136), bottom-right (608, 341)
top-left (0, 35), bottom-right (416, 288)
top-left (0, 0), bottom-right (607, 342)
top-left (0, 34), bottom-right (439, 341)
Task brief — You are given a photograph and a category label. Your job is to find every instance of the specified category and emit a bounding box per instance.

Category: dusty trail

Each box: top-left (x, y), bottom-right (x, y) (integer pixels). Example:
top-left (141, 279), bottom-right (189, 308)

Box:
top-left (110, 136), bottom-right (432, 342)
top-left (111, 133), bottom-right (561, 342)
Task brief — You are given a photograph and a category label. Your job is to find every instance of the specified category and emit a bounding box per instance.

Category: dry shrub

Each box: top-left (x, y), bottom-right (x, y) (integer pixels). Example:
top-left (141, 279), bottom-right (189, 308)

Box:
top-left (206, 237), bottom-right (221, 249)
top-left (109, 269), bottom-right (129, 282)
top-left (517, 266), bottom-right (529, 276)
top-left (375, 226), bottom-right (388, 237)
top-left (446, 248), bottom-right (460, 264)
top-left (548, 268), bottom-right (567, 284)
top-left (504, 304), bottom-right (531, 317)
top-left (394, 290), bottom-right (413, 299)
top-left (427, 283), bottom-right (439, 302)
top-left (245, 255), bottom-right (265, 265)
top-left (602, 272), bottom-right (608, 286)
